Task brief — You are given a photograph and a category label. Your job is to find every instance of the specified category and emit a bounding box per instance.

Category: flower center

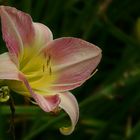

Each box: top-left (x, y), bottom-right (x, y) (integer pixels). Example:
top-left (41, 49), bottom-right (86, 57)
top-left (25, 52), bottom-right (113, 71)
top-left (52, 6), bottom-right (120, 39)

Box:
top-left (17, 48), bottom-right (56, 94)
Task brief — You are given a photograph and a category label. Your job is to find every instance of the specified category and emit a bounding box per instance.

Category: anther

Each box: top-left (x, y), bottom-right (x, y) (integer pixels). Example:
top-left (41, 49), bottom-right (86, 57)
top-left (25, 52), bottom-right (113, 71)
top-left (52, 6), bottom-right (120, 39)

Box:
top-left (47, 55), bottom-right (51, 67)
top-left (49, 67), bottom-right (52, 75)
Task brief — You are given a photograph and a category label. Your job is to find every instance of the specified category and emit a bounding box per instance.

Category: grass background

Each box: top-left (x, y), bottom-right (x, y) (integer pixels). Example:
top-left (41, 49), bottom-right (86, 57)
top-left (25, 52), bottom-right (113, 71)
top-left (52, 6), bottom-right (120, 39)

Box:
top-left (0, 0), bottom-right (140, 140)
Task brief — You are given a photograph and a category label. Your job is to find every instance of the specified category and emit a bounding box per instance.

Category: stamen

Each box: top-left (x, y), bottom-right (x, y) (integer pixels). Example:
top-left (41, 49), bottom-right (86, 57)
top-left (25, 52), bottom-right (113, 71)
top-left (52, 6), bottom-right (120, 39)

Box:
top-left (43, 64), bottom-right (45, 72)
top-left (43, 54), bottom-right (53, 75)
top-left (49, 67), bottom-right (52, 75)
top-left (47, 55), bottom-right (51, 67)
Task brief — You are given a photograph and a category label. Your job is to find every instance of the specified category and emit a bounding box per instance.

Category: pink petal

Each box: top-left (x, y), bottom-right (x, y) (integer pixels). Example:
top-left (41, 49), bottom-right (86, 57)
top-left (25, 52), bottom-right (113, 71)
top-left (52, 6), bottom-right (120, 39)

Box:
top-left (0, 6), bottom-right (35, 56)
top-left (43, 37), bottom-right (102, 91)
top-left (19, 74), bottom-right (60, 112)
top-left (16, 73), bottom-right (79, 134)
top-left (31, 93), bottom-right (60, 112)
top-left (33, 23), bottom-right (53, 51)
top-left (59, 92), bottom-right (79, 135)
top-left (0, 53), bottom-right (20, 80)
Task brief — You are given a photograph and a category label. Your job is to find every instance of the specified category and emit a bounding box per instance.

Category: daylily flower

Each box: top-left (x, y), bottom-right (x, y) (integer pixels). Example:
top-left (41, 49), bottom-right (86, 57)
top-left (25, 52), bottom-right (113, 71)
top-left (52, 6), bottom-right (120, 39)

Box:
top-left (0, 6), bottom-right (102, 135)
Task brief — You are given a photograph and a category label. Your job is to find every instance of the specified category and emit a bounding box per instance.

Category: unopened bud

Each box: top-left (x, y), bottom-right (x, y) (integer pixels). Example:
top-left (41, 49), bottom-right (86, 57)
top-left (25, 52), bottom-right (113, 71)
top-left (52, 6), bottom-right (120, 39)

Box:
top-left (0, 86), bottom-right (10, 102)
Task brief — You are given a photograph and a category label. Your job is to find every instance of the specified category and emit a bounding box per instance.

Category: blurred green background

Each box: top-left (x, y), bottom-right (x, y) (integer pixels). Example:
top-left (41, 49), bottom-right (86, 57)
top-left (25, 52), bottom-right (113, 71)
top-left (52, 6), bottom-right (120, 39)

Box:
top-left (0, 0), bottom-right (140, 140)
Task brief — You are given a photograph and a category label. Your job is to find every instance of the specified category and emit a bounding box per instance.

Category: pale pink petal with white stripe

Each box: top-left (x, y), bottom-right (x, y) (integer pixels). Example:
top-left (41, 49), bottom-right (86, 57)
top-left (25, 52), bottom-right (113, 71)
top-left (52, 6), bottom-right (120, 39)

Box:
top-left (32, 93), bottom-right (60, 112)
top-left (43, 37), bottom-right (102, 91)
top-left (33, 23), bottom-right (53, 51)
top-left (0, 6), bottom-right (35, 57)
top-left (18, 74), bottom-right (61, 112)
top-left (0, 53), bottom-right (20, 80)
top-left (59, 92), bottom-right (79, 135)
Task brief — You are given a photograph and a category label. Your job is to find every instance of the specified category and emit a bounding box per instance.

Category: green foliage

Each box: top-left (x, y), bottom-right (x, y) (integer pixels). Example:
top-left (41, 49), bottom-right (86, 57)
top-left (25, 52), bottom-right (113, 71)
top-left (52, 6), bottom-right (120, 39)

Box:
top-left (0, 0), bottom-right (140, 140)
